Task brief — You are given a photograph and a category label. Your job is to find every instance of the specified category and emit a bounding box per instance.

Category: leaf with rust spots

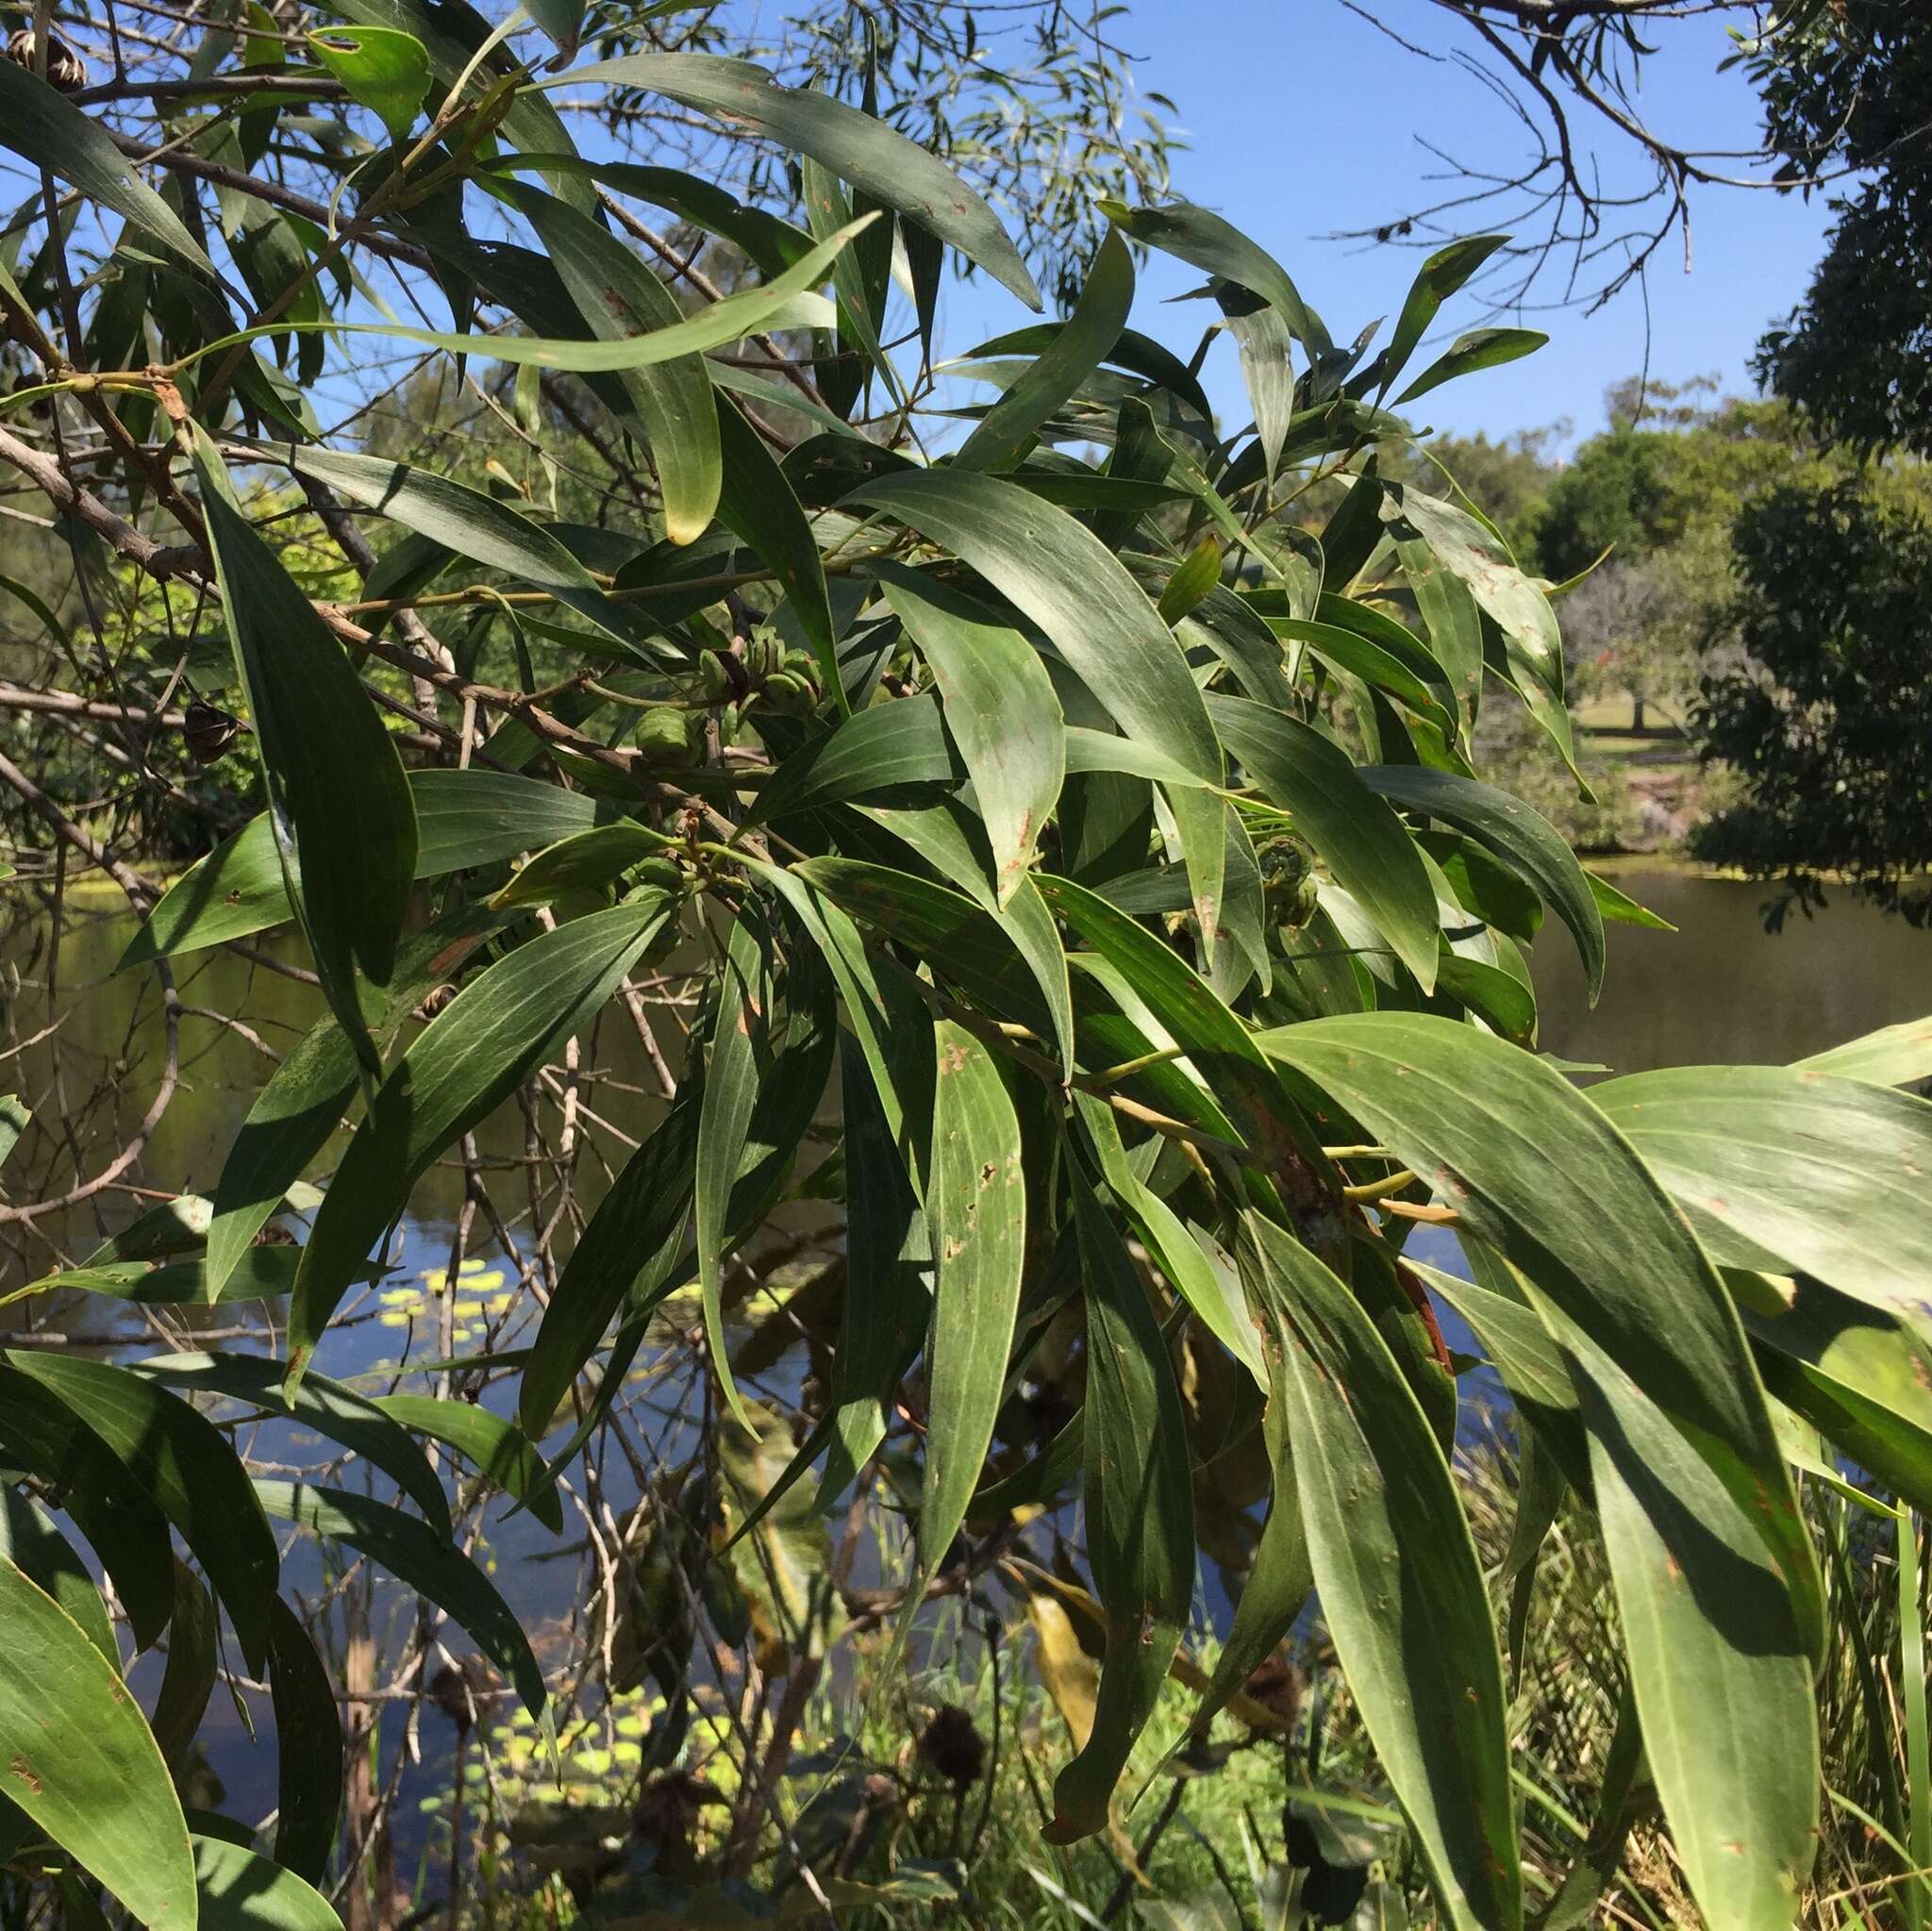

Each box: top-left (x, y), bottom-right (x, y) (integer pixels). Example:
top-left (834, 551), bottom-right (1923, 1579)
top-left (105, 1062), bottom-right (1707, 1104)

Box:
top-left (0, 1556), bottom-right (195, 1924)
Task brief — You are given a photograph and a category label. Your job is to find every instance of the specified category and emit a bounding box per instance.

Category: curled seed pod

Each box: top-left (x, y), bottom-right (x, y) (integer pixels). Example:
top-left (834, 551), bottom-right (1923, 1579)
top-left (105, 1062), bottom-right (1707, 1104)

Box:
top-left (180, 698), bottom-right (243, 764)
top-left (1257, 833), bottom-right (1320, 928)
top-left (414, 983), bottom-right (458, 1024)
top-left (8, 27), bottom-right (88, 91)
top-left (759, 669), bottom-right (817, 715)
top-left (746, 628), bottom-right (782, 680)
top-left (426, 1656), bottom-right (492, 1733)
top-left (916, 1704), bottom-right (986, 1790)
top-left (1241, 1651), bottom-right (1304, 1731)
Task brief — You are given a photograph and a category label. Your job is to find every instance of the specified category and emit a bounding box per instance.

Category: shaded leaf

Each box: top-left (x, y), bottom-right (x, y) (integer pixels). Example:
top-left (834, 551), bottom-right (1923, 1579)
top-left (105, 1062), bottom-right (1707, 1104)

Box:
top-left (1208, 695), bottom-right (1440, 991)
top-left (1239, 1216), bottom-right (1518, 1931)
top-left (131, 1350), bottom-right (451, 1537)
top-left (1043, 1158), bottom-right (1193, 1841)
top-left (1359, 764), bottom-right (1604, 1002)
top-left (1589, 1065), bottom-right (1932, 1318)
top-left (372, 1393), bottom-right (561, 1531)
top-left (565, 54), bottom-right (1040, 308)
top-left (0, 61), bottom-right (214, 275)
top-left (266, 1596), bottom-right (341, 1884)
top-left (193, 431), bottom-right (418, 1072)
top-left (3, 1351), bottom-right (280, 1673)
top-left (289, 895), bottom-right (674, 1385)
top-left (256, 1480), bottom-right (544, 1715)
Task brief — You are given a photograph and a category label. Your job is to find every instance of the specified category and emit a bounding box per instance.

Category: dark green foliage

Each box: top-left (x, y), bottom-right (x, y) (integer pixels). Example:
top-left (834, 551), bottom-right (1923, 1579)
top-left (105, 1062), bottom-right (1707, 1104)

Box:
top-left (1693, 481), bottom-right (1932, 924)
top-left (2, 11), bottom-right (1930, 1929)
top-left (1753, 1), bottom-right (1932, 458)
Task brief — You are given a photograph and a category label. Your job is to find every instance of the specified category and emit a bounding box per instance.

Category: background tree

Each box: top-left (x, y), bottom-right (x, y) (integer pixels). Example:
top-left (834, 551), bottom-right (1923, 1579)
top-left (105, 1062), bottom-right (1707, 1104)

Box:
top-left (1694, 480), bottom-right (1932, 923)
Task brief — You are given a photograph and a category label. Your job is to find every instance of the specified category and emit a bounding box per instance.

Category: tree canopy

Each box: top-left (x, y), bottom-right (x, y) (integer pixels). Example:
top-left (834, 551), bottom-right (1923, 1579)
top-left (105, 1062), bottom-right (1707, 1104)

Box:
top-left (0, 5), bottom-right (1931, 1929)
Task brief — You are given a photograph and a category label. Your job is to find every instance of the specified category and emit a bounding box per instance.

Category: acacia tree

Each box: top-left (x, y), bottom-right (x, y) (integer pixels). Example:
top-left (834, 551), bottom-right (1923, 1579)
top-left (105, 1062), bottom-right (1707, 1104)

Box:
top-left (2, 7), bottom-right (1932, 1930)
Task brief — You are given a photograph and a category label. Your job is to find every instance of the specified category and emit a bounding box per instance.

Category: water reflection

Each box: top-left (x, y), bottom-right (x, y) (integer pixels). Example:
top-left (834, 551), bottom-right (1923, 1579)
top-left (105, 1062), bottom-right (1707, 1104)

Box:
top-left (3, 871), bottom-right (1926, 1875)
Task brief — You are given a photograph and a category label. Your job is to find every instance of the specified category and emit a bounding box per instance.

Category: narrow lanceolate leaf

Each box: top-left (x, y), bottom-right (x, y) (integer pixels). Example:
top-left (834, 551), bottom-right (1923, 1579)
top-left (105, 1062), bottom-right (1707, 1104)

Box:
top-left (204, 907), bottom-right (507, 1300)
top-left (130, 1350), bottom-right (451, 1538)
top-left (860, 806), bottom-right (1075, 1075)
top-left (508, 184), bottom-right (720, 546)
top-left (4, 1351), bottom-right (280, 1673)
top-left (1039, 873), bottom-right (1342, 1255)
top-left (192, 1834), bottom-right (340, 1931)
top-left (1074, 1095), bottom-right (1264, 1388)
top-left (0, 61), bottom-right (215, 275)
top-left (0, 1489), bottom-right (117, 1673)
top-left (916, 1024), bottom-right (1024, 1588)
top-left (1101, 198), bottom-right (1331, 356)
top-left (1045, 1161), bottom-right (1194, 1842)
top-left (0, 1558), bottom-right (196, 1928)
top-left (266, 1596), bottom-right (342, 1884)
top-left (847, 467), bottom-right (1227, 952)
top-left (519, 1094), bottom-right (700, 1439)
top-left (1589, 1065), bottom-right (1932, 1319)
top-left (1731, 1267), bottom-right (1932, 1516)
top-left (818, 1040), bottom-right (931, 1509)
top-left (289, 446), bottom-right (644, 653)
top-left (186, 223), bottom-right (856, 375)
top-left (957, 229), bottom-right (1135, 473)
top-left (1524, 1279), bottom-right (1818, 1931)
top-left (1376, 234), bottom-right (1507, 395)
top-left (1181, 1368), bottom-right (1308, 1744)
top-left (289, 895), bottom-right (672, 1386)
top-left (1395, 328), bottom-right (1546, 406)
top-left (715, 392), bottom-right (841, 703)
top-left (695, 911), bottom-right (774, 1433)
top-left (747, 696), bottom-right (958, 826)
top-left (1379, 483), bottom-right (1560, 680)
top-left (371, 1394), bottom-right (561, 1532)
top-left (563, 54), bottom-right (1041, 309)
top-left (1358, 764), bottom-right (1605, 1003)
top-left (1223, 287), bottom-right (1295, 481)
top-left (1239, 1215), bottom-right (1520, 1931)
top-left (1207, 695), bottom-right (1441, 992)
top-left (0, 1367), bottom-right (175, 1651)
top-left (149, 1562), bottom-right (216, 1773)
top-left (321, 0), bottom-right (590, 209)
top-left (1257, 1014), bottom-right (1824, 1655)
top-left (876, 563), bottom-right (1063, 906)
top-left (1397, 534), bottom-right (1485, 722)
top-left (120, 772), bottom-right (606, 967)
top-left (256, 1480), bottom-right (545, 1715)
top-left (492, 824), bottom-right (664, 909)
top-left (193, 431), bottom-right (417, 1072)
top-left (1795, 1013), bottom-right (1932, 1090)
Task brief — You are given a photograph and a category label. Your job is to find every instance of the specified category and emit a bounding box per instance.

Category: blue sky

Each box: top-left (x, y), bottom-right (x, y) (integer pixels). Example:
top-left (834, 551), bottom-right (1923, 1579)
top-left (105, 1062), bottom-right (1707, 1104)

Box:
top-left (922, 1), bottom-right (1840, 450)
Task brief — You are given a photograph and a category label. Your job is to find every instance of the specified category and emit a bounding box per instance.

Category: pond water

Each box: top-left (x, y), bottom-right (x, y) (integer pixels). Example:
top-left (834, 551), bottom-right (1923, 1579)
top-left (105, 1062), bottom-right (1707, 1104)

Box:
top-left (2, 867), bottom-right (1927, 1873)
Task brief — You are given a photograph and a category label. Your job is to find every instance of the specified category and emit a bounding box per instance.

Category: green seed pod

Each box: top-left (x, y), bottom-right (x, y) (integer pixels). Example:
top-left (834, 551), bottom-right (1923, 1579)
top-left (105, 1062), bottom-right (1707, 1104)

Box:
top-left (634, 706), bottom-right (703, 769)
top-left (695, 652), bottom-right (735, 704)
top-left (760, 669), bottom-right (816, 715)
top-left (627, 857), bottom-right (684, 895)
